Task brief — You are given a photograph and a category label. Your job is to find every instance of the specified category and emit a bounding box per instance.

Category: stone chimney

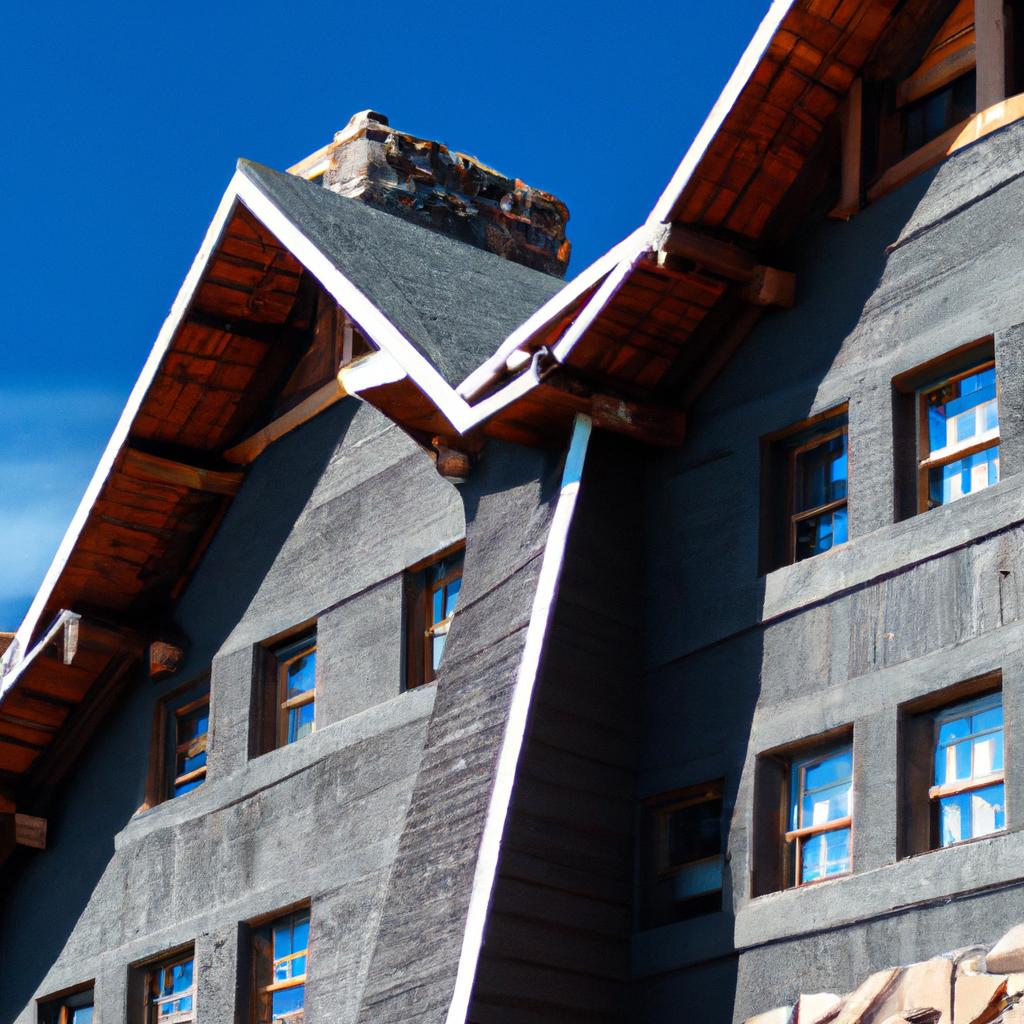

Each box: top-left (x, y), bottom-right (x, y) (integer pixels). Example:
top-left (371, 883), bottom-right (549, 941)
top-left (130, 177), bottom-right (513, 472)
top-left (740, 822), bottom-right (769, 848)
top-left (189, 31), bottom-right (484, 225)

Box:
top-left (288, 111), bottom-right (571, 278)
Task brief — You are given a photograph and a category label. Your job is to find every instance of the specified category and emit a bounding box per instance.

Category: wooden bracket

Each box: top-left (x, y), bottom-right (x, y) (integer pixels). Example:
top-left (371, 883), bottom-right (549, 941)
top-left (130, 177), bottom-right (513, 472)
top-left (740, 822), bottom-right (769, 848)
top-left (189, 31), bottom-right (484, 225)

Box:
top-left (122, 447), bottom-right (244, 496)
top-left (148, 641), bottom-right (186, 681)
top-left (0, 811), bottom-right (47, 852)
top-left (431, 435), bottom-right (484, 481)
top-left (655, 226), bottom-right (795, 308)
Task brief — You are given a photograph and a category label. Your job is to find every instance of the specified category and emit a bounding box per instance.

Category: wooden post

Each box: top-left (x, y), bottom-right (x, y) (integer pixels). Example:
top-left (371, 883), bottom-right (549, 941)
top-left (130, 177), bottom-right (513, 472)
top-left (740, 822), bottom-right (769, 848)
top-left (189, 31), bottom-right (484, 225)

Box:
top-left (831, 78), bottom-right (863, 220)
top-left (976, 0), bottom-right (1008, 110)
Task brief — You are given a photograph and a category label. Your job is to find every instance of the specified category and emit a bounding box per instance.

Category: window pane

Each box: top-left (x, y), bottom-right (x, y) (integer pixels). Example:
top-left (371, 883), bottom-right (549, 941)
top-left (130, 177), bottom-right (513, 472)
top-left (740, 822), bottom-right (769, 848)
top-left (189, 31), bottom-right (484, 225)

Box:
top-left (174, 776), bottom-right (205, 797)
top-left (794, 506), bottom-right (848, 561)
top-left (973, 733), bottom-right (1002, 776)
top-left (665, 797), bottom-right (722, 866)
top-left (928, 446), bottom-right (999, 506)
top-left (927, 367), bottom-right (997, 454)
top-left (794, 434), bottom-right (847, 513)
top-left (937, 715), bottom-right (970, 746)
top-left (292, 915), bottom-right (310, 955)
top-left (671, 855), bottom-right (724, 899)
top-left (274, 921), bottom-right (292, 961)
top-left (71, 1009), bottom-right (94, 1024)
top-left (445, 577), bottom-right (462, 618)
top-left (432, 633), bottom-right (447, 671)
top-left (972, 703), bottom-right (1003, 733)
top-left (284, 651), bottom-right (316, 699)
top-left (432, 588), bottom-right (444, 624)
top-left (971, 783), bottom-right (1006, 838)
top-left (802, 783), bottom-right (850, 827)
top-left (272, 984), bottom-right (305, 1020)
top-left (804, 751), bottom-right (853, 791)
top-left (287, 701), bottom-right (315, 744)
top-left (800, 827), bottom-right (850, 883)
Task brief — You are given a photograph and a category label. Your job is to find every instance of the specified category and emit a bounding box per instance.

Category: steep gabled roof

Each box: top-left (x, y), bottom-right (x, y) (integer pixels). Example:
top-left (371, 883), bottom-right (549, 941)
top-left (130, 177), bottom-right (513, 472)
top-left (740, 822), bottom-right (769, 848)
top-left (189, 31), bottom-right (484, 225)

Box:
top-left (238, 161), bottom-right (564, 389)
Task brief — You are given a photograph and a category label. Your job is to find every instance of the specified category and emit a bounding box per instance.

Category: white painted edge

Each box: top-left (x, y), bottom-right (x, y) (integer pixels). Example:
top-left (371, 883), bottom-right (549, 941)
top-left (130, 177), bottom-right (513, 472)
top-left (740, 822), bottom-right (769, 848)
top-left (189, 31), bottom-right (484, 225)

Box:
top-left (1, 610), bottom-right (81, 701)
top-left (646, 0), bottom-right (796, 228)
top-left (455, 227), bottom-right (648, 400)
top-left (4, 180), bottom-right (244, 677)
top-left (444, 412), bottom-right (593, 1024)
top-left (234, 171), bottom-right (477, 434)
top-left (338, 348), bottom-right (407, 393)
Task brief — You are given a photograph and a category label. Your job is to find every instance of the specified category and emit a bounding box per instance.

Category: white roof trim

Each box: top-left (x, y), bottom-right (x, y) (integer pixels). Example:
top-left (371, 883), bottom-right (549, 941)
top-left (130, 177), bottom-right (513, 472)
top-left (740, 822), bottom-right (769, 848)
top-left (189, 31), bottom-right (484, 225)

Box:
top-left (445, 412), bottom-right (593, 1024)
top-left (5, 180), bottom-right (245, 675)
top-left (455, 226), bottom-right (648, 401)
top-left (646, 0), bottom-right (796, 228)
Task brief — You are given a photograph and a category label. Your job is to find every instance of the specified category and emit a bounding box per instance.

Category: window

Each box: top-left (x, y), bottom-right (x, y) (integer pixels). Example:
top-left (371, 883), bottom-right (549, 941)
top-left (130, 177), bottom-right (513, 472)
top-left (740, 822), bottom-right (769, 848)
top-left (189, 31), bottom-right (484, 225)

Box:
top-left (171, 695), bottom-right (209, 797)
top-left (146, 953), bottom-right (194, 1023)
top-left (144, 678), bottom-right (210, 809)
top-left (274, 635), bottom-right (317, 746)
top-left (39, 986), bottom-right (94, 1024)
top-left (404, 545), bottom-right (464, 689)
top-left (918, 360), bottom-right (1000, 509)
top-left (253, 909), bottom-right (310, 1023)
top-left (931, 693), bottom-right (1005, 847)
top-left (762, 408), bottom-right (848, 571)
top-left (786, 746), bottom-right (853, 885)
top-left (640, 781), bottom-right (724, 928)
top-left (902, 69), bottom-right (976, 154)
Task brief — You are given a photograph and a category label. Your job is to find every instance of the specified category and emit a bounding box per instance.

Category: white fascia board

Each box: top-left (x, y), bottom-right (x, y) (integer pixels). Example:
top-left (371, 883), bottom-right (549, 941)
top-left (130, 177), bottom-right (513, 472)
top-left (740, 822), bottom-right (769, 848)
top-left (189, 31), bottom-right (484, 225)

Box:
top-left (5, 177), bottom-right (245, 676)
top-left (455, 226), bottom-right (648, 401)
top-left (338, 348), bottom-right (407, 392)
top-left (646, 0), bottom-right (796, 228)
top-left (445, 412), bottom-right (593, 1024)
top-left (233, 175), bottom-right (478, 434)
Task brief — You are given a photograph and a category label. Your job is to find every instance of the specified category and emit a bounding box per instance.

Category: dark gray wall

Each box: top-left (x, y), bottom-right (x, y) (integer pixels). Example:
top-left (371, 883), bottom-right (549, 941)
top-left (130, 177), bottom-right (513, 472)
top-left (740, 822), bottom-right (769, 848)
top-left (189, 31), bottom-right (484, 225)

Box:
top-left (636, 117), bottom-right (1024, 1022)
top-left (469, 434), bottom-right (643, 1023)
top-left (0, 399), bottom-right (465, 1023)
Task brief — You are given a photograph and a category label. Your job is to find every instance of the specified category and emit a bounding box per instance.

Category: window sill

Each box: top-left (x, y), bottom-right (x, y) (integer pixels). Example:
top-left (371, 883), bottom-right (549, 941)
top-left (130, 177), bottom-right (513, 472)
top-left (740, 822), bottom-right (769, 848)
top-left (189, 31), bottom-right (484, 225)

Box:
top-left (762, 472), bottom-right (1024, 625)
top-left (118, 684), bottom-right (436, 850)
top-left (738, 823), bottom-right (1024, 950)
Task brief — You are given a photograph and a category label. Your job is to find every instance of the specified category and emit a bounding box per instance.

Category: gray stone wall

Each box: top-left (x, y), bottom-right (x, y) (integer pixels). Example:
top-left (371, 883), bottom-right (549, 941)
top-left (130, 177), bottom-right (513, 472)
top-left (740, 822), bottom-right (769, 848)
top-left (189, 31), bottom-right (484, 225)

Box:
top-left (637, 117), bottom-right (1024, 1022)
top-left (0, 398), bottom-right (465, 1023)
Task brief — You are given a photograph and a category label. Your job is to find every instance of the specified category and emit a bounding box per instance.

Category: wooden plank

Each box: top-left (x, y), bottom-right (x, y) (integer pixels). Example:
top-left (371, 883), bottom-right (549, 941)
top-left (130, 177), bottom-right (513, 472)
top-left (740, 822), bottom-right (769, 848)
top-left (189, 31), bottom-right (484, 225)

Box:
top-left (976, 0), bottom-right (1008, 109)
top-left (122, 447), bottom-right (244, 496)
top-left (831, 77), bottom-right (863, 218)
top-left (222, 376), bottom-right (349, 465)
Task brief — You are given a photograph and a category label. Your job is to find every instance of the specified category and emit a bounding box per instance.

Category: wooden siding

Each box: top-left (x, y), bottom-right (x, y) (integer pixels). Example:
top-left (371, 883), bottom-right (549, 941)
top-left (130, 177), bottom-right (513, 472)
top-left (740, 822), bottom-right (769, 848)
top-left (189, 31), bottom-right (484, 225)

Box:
top-left (468, 435), bottom-right (642, 1022)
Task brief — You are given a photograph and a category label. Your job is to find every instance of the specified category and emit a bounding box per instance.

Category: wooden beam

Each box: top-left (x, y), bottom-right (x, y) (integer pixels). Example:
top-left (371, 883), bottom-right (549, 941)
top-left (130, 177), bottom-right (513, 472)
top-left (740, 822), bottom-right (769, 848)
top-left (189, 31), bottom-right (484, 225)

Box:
top-left (740, 266), bottom-right (796, 309)
top-left (658, 226), bottom-right (759, 281)
top-left (831, 78), bottom-right (863, 220)
top-left (589, 394), bottom-right (686, 448)
top-left (976, 0), bottom-right (1008, 110)
top-left (122, 447), bottom-right (244, 496)
top-left (222, 376), bottom-right (348, 465)
top-left (148, 641), bottom-right (184, 681)
top-left (656, 227), bottom-right (795, 308)
top-left (14, 813), bottom-right (46, 849)
top-left (186, 307), bottom-right (311, 349)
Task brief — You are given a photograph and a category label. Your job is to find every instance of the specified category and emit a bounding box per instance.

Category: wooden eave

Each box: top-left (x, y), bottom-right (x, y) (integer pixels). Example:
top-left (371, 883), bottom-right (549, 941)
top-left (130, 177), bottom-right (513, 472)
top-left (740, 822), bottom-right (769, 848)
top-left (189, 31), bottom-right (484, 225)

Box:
top-left (2, 0), bottom-right (976, 803)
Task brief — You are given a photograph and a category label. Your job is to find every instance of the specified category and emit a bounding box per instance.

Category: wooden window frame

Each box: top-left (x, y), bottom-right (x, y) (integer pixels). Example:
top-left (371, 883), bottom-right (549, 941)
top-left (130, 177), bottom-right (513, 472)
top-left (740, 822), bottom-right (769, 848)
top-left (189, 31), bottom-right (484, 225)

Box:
top-left (786, 424), bottom-right (850, 564)
top-left (145, 951), bottom-right (195, 1024)
top-left (784, 745), bottom-right (854, 888)
top-left (251, 907), bottom-right (311, 1024)
top-left (171, 694), bottom-right (210, 796)
top-left (639, 779), bottom-right (724, 928)
top-left (38, 983), bottom-right (95, 1024)
top-left (143, 676), bottom-right (210, 811)
top-left (761, 405), bottom-right (849, 573)
top-left (275, 636), bottom-right (317, 748)
top-left (915, 358), bottom-right (1000, 513)
top-left (929, 691), bottom-right (1005, 848)
top-left (404, 542), bottom-right (465, 690)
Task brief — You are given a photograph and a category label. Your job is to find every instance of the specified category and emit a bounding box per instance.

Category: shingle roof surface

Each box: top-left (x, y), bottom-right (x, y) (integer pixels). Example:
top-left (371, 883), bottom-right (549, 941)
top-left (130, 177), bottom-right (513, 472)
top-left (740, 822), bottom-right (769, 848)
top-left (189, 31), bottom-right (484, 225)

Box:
top-left (238, 160), bottom-right (565, 388)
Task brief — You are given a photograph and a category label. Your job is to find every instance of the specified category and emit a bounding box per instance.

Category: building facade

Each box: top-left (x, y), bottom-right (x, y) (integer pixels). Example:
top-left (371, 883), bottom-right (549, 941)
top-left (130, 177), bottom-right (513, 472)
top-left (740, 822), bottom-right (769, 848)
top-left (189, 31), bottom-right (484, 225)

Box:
top-left (5, 3), bottom-right (1024, 1022)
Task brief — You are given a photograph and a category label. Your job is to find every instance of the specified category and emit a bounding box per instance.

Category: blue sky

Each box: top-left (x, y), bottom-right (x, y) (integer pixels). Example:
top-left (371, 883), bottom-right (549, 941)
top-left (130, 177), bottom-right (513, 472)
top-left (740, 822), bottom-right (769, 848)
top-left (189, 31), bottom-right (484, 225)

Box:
top-left (0, 1), bottom-right (765, 629)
